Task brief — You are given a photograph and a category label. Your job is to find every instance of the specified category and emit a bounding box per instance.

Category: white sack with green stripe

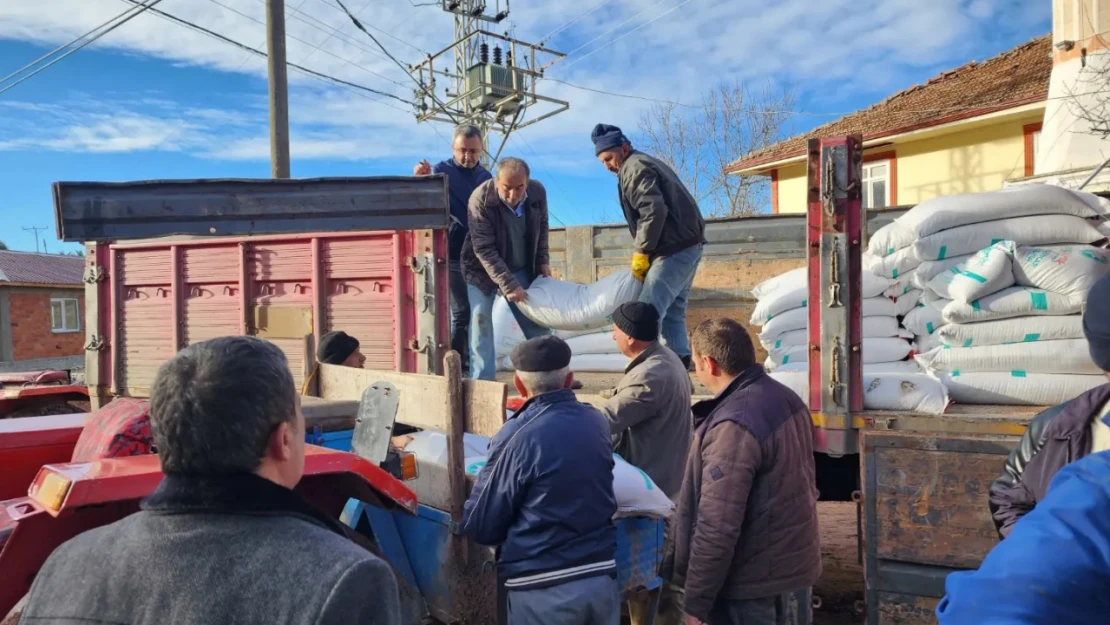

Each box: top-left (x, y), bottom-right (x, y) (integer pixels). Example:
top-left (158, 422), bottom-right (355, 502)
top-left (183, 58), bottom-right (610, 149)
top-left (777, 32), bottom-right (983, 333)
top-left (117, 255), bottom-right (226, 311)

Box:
top-left (758, 297), bottom-right (900, 338)
top-left (942, 286), bottom-right (1082, 324)
top-left (912, 215), bottom-right (1103, 264)
top-left (914, 255), bottom-right (974, 290)
top-left (915, 338), bottom-right (1100, 375)
top-left (935, 316), bottom-right (1085, 348)
top-left (936, 371), bottom-right (1107, 406)
top-left (759, 317), bottom-right (912, 350)
top-left (1014, 244), bottom-right (1110, 297)
top-left (770, 369), bottom-right (948, 414)
top-left (902, 297), bottom-right (951, 336)
top-left (767, 337), bottom-right (912, 369)
top-left (926, 240), bottom-right (1015, 302)
top-left (750, 269), bottom-right (894, 325)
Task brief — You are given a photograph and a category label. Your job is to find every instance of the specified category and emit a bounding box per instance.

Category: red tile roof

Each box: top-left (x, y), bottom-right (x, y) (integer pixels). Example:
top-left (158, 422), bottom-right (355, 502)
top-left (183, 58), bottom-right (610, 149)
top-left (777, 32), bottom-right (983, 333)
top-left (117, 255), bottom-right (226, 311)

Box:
top-left (0, 250), bottom-right (85, 286)
top-left (727, 35), bottom-right (1052, 174)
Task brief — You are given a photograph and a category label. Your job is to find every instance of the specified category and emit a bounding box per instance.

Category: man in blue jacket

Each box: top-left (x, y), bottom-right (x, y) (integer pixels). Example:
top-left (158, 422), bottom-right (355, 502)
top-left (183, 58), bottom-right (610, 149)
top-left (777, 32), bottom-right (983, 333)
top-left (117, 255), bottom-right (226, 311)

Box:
top-left (460, 335), bottom-right (619, 625)
top-left (414, 124), bottom-right (492, 375)
top-left (936, 449), bottom-right (1110, 624)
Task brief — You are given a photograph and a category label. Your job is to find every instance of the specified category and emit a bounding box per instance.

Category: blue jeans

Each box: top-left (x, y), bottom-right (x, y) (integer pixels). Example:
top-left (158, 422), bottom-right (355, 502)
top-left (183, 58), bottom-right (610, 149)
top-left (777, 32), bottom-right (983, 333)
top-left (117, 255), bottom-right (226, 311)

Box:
top-left (639, 244), bottom-right (703, 359)
top-left (508, 574), bottom-right (620, 625)
top-left (468, 269), bottom-right (550, 381)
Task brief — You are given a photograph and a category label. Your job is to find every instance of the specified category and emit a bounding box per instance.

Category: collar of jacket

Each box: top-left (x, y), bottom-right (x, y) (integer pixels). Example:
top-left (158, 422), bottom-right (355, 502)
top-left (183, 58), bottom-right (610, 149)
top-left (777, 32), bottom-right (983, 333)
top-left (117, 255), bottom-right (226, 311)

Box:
top-left (140, 471), bottom-right (350, 538)
top-left (624, 341), bottom-right (664, 373)
top-left (691, 364), bottom-right (766, 427)
top-left (500, 190), bottom-right (528, 216)
top-left (1052, 382), bottom-right (1110, 439)
top-left (510, 387), bottom-right (578, 419)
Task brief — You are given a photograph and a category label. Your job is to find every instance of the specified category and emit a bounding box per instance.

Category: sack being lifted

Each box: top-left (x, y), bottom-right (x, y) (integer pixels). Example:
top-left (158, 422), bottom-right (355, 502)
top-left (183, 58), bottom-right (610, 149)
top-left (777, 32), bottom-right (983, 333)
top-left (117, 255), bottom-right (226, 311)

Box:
top-left (516, 270), bottom-right (643, 331)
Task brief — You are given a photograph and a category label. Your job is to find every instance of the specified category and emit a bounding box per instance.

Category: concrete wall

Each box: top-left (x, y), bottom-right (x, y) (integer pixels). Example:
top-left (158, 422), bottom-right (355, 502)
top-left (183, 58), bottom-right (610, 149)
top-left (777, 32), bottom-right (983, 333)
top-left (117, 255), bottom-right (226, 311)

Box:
top-left (549, 209), bottom-right (905, 361)
top-left (773, 114), bottom-right (1042, 214)
top-left (0, 285), bottom-right (86, 365)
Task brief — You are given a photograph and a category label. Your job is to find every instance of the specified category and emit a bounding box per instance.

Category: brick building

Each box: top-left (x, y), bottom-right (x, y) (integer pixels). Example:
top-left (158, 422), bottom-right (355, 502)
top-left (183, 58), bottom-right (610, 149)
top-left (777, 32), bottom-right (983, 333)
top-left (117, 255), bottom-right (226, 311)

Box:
top-left (0, 250), bottom-right (86, 371)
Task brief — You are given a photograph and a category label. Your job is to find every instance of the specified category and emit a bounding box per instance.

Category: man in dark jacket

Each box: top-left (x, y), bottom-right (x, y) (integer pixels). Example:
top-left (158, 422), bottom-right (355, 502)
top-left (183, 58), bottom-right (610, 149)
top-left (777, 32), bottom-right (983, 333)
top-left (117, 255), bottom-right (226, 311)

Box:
top-left (673, 318), bottom-right (820, 625)
top-left (415, 124), bottom-right (493, 374)
top-left (19, 335), bottom-right (400, 625)
top-left (461, 335), bottom-right (619, 625)
top-left (460, 156), bottom-right (551, 380)
top-left (988, 273), bottom-right (1110, 538)
top-left (592, 123), bottom-right (707, 369)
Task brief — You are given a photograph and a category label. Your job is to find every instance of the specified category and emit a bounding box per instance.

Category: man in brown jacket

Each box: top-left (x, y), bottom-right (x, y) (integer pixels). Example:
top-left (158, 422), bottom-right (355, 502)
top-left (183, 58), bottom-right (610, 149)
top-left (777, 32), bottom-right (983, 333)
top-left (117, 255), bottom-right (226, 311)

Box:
top-left (460, 157), bottom-right (551, 380)
top-left (673, 318), bottom-right (820, 625)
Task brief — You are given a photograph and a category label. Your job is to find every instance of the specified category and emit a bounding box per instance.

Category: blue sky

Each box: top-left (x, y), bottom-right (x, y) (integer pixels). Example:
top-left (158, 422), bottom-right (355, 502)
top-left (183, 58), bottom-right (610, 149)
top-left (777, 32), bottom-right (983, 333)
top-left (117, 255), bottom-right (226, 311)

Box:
top-left (0, 0), bottom-right (1049, 253)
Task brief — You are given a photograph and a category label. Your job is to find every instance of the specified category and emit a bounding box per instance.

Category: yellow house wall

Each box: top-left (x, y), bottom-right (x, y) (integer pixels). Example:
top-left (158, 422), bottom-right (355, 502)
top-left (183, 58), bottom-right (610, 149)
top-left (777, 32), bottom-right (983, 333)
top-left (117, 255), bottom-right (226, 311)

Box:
top-left (771, 113), bottom-right (1042, 214)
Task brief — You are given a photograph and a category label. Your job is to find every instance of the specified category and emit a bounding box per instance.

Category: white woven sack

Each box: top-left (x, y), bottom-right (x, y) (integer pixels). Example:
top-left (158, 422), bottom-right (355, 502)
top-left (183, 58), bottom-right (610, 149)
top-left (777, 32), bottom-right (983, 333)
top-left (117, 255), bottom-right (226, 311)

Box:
top-left (768, 337), bottom-right (911, 368)
top-left (913, 215), bottom-right (1103, 263)
top-left (1013, 244), bottom-right (1110, 298)
top-left (883, 270), bottom-right (918, 299)
top-left (942, 286), bottom-right (1082, 324)
top-left (759, 297), bottom-right (900, 337)
top-left (770, 370), bottom-right (948, 414)
top-left (772, 361), bottom-right (923, 375)
top-left (926, 241), bottom-right (1015, 303)
top-left (864, 245), bottom-right (921, 279)
top-left (914, 254), bottom-right (974, 289)
top-left (564, 331), bottom-right (621, 355)
top-left (497, 352), bottom-right (631, 373)
top-left (916, 333), bottom-right (942, 353)
top-left (936, 371), bottom-right (1107, 406)
top-left (915, 338), bottom-right (1100, 375)
top-left (752, 268), bottom-right (893, 318)
top-left (868, 221), bottom-right (919, 257)
top-left (516, 270), bottom-right (642, 331)
top-left (752, 267), bottom-right (806, 300)
top-left (894, 290), bottom-right (923, 317)
top-left (893, 184), bottom-right (1103, 239)
top-left (935, 315), bottom-right (1085, 348)
top-left (760, 316), bottom-right (910, 350)
top-left (903, 298), bottom-right (950, 336)
top-left (494, 298), bottom-right (617, 358)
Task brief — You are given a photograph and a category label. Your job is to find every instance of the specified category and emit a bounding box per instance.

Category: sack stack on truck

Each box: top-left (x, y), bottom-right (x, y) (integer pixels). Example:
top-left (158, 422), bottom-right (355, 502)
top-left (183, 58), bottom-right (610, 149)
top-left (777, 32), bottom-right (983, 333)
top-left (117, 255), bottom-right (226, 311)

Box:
top-left (750, 267), bottom-right (949, 414)
top-left (864, 184), bottom-right (1110, 405)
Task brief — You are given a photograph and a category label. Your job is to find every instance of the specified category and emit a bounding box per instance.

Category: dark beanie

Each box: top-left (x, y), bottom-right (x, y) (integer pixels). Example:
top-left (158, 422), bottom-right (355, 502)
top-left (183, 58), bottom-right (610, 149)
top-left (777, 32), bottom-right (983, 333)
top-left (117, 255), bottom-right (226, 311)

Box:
top-left (591, 123), bottom-right (629, 156)
top-left (1084, 273), bottom-right (1110, 372)
top-left (511, 335), bottom-right (572, 373)
top-left (317, 331), bottom-right (359, 365)
top-left (611, 302), bottom-right (660, 342)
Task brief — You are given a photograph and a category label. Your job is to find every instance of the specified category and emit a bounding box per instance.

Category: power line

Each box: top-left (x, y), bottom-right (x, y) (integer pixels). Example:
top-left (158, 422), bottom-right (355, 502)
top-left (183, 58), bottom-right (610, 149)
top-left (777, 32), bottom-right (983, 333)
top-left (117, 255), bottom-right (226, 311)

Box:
top-left (558, 0), bottom-right (699, 75)
top-left (556, 0), bottom-right (670, 67)
top-left (315, 0), bottom-right (426, 54)
top-left (331, 0), bottom-right (418, 78)
top-left (117, 0), bottom-right (412, 108)
top-left (0, 0), bottom-right (163, 97)
top-left (537, 0), bottom-right (619, 45)
top-left (509, 131), bottom-right (570, 227)
top-left (204, 0), bottom-right (410, 89)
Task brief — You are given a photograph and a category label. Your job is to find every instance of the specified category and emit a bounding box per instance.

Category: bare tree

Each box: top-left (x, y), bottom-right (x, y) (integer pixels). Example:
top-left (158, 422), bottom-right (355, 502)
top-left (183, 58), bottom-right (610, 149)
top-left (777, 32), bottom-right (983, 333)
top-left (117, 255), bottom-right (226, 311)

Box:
top-left (1063, 51), bottom-right (1110, 140)
top-left (0, 240), bottom-right (7, 251)
top-left (637, 81), bottom-right (796, 217)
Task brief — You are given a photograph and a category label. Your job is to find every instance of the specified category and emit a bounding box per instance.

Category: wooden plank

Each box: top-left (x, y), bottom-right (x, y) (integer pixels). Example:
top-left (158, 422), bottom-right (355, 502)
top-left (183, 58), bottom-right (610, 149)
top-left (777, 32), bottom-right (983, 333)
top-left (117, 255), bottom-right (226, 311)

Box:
top-left (877, 592), bottom-right (939, 625)
top-left (253, 305), bottom-right (313, 338)
top-left (872, 445), bottom-right (1005, 568)
top-left (318, 363), bottom-right (507, 437)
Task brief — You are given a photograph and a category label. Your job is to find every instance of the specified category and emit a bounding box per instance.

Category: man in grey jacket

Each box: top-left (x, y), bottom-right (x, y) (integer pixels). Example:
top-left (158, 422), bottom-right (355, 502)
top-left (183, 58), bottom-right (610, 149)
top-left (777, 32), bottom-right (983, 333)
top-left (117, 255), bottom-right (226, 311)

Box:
top-left (599, 301), bottom-right (692, 625)
top-left (592, 123), bottom-right (707, 370)
top-left (19, 336), bottom-right (401, 625)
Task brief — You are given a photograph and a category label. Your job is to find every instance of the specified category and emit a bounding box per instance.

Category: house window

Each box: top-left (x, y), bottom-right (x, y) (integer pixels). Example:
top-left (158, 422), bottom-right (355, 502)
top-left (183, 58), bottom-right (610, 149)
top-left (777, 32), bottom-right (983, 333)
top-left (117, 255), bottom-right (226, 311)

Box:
top-left (862, 160), bottom-right (891, 209)
top-left (51, 298), bottom-right (80, 333)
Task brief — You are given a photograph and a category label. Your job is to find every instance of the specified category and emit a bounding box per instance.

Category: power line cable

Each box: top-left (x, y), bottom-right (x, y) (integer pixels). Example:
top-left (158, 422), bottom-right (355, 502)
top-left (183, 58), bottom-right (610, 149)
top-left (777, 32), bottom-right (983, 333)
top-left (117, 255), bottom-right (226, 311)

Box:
top-left (0, 0), bottom-right (163, 97)
top-left (537, 0), bottom-right (619, 45)
top-left (315, 0), bottom-right (426, 54)
top-left (555, 0), bottom-right (670, 66)
top-left (557, 0), bottom-right (699, 75)
top-left (117, 0), bottom-right (412, 108)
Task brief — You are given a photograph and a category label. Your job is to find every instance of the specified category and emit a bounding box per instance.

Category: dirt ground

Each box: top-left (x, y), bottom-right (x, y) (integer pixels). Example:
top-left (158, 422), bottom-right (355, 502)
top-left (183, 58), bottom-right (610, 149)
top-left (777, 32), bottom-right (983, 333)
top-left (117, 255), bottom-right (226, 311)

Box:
top-left (814, 502), bottom-right (864, 625)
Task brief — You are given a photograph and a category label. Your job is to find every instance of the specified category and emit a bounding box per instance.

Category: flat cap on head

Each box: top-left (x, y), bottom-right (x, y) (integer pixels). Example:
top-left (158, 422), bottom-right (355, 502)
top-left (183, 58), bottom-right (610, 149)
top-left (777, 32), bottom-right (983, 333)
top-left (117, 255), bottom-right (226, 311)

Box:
top-left (611, 301), bottom-right (660, 342)
top-left (1084, 272), bottom-right (1110, 372)
top-left (510, 335), bottom-right (572, 373)
top-left (317, 331), bottom-right (359, 365)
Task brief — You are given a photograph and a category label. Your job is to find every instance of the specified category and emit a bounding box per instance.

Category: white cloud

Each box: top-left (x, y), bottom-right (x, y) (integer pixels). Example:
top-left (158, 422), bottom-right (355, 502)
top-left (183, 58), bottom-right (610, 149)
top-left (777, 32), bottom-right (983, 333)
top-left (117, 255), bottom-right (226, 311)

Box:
top-left (0, 0), bottom-right (1050, 169)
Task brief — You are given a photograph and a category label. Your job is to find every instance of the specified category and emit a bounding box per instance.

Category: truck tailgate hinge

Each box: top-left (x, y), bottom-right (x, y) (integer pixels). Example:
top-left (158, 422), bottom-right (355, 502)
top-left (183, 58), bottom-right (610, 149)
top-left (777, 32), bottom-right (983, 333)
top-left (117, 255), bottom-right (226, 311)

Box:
top-left (83, 266), bottom-right (106, 283)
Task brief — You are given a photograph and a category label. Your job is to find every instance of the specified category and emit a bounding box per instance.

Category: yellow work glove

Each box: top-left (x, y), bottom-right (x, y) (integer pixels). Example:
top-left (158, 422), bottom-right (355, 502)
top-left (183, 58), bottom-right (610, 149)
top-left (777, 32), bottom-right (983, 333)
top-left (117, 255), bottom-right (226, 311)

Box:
top-left (631, 252), bottom-right (651, 282)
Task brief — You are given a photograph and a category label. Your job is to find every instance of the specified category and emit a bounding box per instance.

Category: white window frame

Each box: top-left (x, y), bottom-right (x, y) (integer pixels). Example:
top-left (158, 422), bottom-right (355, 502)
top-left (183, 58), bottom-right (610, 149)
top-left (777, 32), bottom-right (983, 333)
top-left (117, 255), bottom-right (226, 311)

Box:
top-left (861, 160), bottom-right (892, 209)
top-left (51, 297), bottom-right (81, 334)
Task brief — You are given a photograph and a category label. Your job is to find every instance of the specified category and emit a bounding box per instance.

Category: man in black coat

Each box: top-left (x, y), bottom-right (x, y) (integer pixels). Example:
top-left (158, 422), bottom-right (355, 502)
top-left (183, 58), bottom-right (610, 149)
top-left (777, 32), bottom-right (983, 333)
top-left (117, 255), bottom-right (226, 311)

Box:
top-left (19, 336), bottom-right (401, 625)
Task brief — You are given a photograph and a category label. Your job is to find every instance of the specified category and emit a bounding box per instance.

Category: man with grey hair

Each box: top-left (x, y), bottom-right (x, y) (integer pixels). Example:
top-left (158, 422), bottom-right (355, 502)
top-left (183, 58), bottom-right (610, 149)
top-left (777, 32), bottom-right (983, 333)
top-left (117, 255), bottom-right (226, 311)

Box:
top-left (414, 124), bottom-right (492, 376)
top-left (460, 156), bottom-right (553, 380)
top-left (19, 336), bottom-right (401, 625)
top-left (462, 335), bottom-right (619, 625)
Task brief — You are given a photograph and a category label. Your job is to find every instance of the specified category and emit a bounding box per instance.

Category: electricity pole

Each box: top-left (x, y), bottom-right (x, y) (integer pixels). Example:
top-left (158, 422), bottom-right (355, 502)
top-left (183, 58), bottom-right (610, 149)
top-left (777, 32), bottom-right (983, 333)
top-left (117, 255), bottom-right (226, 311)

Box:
top-left (266, 0), bottom-right (291, 178)
top-left (23, 226), bottom-right (47, 253)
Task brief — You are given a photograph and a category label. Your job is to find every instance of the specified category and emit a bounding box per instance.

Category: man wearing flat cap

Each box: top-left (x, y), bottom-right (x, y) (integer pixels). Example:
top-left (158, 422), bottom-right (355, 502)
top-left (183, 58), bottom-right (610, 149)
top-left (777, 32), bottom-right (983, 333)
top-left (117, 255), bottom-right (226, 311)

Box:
top-left (460, 335), bottom-right (620, 625)
top-left (600, 302), bottom-right (693, 625)
top-left (988, 271), bottom-right (1110, 538)
top-left (591, 123), bottom-right (707, 371)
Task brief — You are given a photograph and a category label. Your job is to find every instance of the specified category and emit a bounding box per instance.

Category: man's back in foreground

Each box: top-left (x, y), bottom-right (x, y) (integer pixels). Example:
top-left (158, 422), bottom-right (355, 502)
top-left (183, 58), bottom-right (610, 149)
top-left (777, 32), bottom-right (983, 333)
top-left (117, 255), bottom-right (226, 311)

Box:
top-left (19, 336), bottom-right (400, 625)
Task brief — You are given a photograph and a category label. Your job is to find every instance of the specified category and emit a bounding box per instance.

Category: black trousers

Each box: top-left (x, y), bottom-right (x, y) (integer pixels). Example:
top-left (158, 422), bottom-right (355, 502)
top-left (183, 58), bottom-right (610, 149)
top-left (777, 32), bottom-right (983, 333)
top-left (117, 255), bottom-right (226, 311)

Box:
top-left (449, 261), bottom-right (470, 375)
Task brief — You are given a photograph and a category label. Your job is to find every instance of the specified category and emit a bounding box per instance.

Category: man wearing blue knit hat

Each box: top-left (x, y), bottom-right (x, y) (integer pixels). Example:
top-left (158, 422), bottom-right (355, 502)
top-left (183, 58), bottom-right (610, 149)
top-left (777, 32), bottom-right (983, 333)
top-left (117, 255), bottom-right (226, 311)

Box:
top-left (591, 123), bottom-right (706, 370)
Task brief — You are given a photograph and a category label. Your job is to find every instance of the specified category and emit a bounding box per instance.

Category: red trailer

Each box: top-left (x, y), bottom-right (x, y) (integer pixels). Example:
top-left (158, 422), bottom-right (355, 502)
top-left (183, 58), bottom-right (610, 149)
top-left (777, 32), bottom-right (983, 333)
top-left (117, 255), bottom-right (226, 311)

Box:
top-left (0, 370), bottom-right (89, 418)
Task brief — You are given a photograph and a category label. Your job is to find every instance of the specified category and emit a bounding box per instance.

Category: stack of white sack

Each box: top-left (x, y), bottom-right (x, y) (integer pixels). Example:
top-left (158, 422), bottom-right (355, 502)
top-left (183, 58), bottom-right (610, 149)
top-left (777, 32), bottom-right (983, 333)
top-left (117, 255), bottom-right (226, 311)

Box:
top-left (910, 240), bottom-right (1110, 405)
top-left (752, 267), bottom-right (915, 371)
top-left (492, 297), bottom-right (629, 373)
top-left (752, 268), bottom-right (949, 413)
top-left (864, 184), bottom-right (1108, 282)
